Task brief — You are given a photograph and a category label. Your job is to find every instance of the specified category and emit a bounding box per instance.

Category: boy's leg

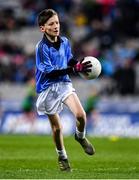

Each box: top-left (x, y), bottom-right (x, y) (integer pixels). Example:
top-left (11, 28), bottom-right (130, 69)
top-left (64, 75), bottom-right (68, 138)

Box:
top-left (64, 93), bottom-right (95, 155)
top-left (47, 114), bottom-right (71, 171)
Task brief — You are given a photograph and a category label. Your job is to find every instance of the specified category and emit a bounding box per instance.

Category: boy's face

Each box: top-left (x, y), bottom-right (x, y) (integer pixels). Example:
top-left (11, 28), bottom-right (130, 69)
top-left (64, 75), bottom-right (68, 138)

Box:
top-left (40, 15), bottom-right (60, 37)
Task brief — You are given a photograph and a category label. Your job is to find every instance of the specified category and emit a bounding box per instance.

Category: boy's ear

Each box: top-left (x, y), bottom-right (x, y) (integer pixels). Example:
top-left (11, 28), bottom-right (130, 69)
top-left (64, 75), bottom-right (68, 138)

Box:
top-left (40, 26), bottom-right (45, 32)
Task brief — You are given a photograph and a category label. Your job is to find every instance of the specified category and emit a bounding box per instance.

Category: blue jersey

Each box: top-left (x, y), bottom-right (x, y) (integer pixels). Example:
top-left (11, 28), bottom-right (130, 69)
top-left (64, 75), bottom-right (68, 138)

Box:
top-left (35, 35), bottom-right (73, 93)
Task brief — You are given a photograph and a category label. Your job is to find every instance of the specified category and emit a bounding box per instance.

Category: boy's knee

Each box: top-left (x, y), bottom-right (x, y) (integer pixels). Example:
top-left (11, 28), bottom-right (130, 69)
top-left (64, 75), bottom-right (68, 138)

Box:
top-left (76, 111), bottom-right (86, 120)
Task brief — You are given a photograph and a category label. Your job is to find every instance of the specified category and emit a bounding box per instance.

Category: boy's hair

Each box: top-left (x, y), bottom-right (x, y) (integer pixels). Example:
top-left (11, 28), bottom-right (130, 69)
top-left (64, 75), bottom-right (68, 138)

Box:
top-left (37, 9), bottom-right (58, 26)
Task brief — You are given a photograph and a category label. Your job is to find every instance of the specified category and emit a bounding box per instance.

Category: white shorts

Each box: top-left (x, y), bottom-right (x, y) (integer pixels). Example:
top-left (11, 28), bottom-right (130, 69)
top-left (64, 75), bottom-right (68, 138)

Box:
top-left (36, 82), bottom-right (75, 115)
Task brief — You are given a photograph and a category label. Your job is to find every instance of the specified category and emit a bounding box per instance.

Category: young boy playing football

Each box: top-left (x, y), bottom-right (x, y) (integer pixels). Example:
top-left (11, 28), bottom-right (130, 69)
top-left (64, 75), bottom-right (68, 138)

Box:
top-left (35, 9), bottom-right (95, 172)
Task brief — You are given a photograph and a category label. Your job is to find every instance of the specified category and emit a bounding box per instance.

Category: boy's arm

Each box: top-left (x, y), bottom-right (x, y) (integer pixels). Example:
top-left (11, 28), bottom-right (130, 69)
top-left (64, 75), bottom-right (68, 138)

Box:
top-left (45, 59), bottom-right (92, 79)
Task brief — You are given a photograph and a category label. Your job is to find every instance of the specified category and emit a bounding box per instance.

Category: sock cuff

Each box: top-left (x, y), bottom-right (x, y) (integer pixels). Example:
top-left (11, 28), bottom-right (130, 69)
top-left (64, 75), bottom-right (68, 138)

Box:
top-left (76, 127), bottom-right (86, 139)
top-left (56, 148), bottom-right (67, 159)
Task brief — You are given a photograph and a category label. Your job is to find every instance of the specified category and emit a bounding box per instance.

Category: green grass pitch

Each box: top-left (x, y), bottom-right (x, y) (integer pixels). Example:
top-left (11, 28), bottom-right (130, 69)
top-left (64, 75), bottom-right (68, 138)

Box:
top-left (0, 135), bottom-right (139, 179)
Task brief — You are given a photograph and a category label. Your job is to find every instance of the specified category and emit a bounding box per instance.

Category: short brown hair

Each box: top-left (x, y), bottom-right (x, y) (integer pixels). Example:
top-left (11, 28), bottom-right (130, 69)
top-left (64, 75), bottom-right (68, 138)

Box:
top-left (37, 9), bottom-right (58, 26)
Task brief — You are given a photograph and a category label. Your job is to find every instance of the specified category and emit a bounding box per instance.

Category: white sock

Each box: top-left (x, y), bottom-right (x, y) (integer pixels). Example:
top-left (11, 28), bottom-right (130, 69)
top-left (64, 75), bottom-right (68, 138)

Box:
top-left (76, 127), bottom-right (86, 139)
top-left (56, 148), bottom-right (67, 160)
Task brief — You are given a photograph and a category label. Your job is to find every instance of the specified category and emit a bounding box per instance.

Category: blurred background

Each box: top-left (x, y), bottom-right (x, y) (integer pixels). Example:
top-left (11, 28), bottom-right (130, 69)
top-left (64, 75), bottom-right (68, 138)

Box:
top-left (0, 0), bottom-right (139, 137)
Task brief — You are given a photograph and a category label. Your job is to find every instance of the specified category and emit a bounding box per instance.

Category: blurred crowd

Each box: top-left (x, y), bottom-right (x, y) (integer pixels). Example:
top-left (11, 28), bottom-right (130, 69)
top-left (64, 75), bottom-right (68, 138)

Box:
top-left (0, 0), bottom-right (139, 95)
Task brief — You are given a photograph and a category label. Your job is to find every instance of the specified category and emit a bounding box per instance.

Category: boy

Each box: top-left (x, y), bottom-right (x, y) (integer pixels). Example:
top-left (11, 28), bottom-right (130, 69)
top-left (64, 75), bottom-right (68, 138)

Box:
top-left (35, 9), bottom-right (95, 172)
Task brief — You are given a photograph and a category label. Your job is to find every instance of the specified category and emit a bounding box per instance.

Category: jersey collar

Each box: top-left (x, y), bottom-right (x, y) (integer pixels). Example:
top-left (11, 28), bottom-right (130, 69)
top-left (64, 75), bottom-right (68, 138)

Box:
top-left (42, 34), bottom-right (63, 47)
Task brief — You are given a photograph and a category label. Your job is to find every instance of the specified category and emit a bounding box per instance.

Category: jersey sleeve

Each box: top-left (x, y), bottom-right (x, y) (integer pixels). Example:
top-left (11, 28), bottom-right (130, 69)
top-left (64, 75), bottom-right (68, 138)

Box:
top-left (36, 43), bottom-right (54, 73)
